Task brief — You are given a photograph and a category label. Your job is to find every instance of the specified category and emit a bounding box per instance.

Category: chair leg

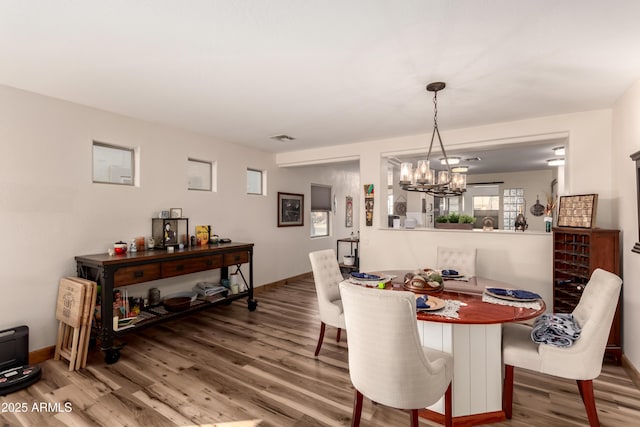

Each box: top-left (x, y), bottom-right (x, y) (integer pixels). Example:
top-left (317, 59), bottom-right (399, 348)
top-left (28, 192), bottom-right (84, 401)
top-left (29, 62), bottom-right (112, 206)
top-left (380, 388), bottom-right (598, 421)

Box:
top-left (577, 380), bottom-right (600, 427)
top-left (444, 382), bottom-right (452, 427)
top-left (314, 322), bottom-right (326, 357)
top-left (503, 364), bottom-right (514, 419)
top-left (410, 409), bottom-right (419, 427)
top-left (352, 389), bottom-right (363, 427)
top-left (336, 327), bottom-right (342, 342)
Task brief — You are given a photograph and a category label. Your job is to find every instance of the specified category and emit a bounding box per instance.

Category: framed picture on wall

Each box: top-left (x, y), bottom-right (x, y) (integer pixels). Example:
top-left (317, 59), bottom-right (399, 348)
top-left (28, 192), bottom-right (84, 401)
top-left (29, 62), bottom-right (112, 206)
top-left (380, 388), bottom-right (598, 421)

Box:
top-left (278, 192), bottom-right (304, 227)
top-left (557, 194), bottom-right (598, 228)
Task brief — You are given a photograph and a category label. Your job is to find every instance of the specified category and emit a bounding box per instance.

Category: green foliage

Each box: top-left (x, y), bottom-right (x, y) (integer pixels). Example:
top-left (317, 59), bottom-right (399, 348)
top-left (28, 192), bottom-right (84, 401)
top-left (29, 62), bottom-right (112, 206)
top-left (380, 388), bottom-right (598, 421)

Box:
top-left (435, 215), bottom-right (449, 223)
top-left (447, 212), bottom-right (460, 223)
top-left (459, 214), bottom-right (476, 224)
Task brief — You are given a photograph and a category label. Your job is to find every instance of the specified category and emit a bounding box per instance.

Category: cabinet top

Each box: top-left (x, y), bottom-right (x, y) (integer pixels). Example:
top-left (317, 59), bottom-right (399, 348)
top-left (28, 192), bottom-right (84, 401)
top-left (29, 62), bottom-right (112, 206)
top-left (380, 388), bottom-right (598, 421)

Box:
top-left (553, 227), bottom-right (620, 234)
top-left (75, 242), bottom-right (254, 266)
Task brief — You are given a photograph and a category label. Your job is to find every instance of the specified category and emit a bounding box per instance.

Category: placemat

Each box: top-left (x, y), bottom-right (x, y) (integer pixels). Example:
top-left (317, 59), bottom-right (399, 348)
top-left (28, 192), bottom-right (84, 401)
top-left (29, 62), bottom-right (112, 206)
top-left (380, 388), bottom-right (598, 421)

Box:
top-left (481, 292), bottom-right (542, 310)
top-left (421, 299), bottom-right (463, 319)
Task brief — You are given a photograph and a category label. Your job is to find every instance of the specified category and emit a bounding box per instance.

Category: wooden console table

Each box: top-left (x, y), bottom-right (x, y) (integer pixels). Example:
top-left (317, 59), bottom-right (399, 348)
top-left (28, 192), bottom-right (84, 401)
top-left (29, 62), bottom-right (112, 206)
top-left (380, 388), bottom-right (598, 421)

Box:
top-left (75, 242), bottom-right (255, 364)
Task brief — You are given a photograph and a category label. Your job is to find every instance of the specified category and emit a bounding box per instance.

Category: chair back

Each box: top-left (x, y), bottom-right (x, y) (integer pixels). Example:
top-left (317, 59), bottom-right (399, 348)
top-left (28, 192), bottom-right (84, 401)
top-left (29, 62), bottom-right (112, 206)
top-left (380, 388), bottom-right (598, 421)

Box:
top-left (339, 283), bottom-right (451, 409)
top-left (436, 246), bottom-right (477, 277)
top-left (547, 268), bottom-right (621, 379)
top-left (309, 249), bottom-right (345, 325)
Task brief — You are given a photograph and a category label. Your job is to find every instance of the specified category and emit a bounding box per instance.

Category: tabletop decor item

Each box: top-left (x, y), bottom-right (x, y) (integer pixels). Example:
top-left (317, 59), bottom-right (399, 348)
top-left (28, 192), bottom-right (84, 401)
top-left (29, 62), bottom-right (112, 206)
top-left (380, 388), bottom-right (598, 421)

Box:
top-left (277, 192), bottom-right (304, 227)
top-left (403, 269), bottom-right (444, 294)
top-left (113, 241), bottom-right (127, 254)
top-left (170, 208), bottom-right (182, 218)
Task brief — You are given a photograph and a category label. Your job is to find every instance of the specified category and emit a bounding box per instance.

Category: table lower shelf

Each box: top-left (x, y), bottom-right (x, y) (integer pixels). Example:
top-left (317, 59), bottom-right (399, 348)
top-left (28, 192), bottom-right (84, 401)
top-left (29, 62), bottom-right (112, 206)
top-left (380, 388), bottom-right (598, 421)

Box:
top-left (94, 291), bottom-right (252, 338)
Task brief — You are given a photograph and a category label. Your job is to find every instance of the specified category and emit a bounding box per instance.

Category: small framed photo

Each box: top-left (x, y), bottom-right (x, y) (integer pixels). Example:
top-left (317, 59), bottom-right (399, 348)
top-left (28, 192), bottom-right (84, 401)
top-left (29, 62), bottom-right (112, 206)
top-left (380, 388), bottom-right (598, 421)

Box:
top-left (159, 210), bottom-right (170, 219)
top-left (277, 192), bottom-right (304, 227)
top-left (170, 208), bottom-right (182, 218)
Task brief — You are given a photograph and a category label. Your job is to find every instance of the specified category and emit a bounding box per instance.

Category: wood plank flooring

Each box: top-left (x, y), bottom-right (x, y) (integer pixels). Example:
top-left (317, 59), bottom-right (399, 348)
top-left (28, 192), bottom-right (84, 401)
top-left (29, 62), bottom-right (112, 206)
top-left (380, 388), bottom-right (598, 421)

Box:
top-left (2, 274), bottom-right (639, 426)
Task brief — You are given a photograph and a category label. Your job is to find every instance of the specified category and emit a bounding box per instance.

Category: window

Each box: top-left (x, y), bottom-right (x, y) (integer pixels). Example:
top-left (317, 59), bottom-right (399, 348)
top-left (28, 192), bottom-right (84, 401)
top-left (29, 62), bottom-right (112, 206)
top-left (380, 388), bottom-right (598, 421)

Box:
top-left (473, 196), bottom-right (500, 211)
top-left (311, 184), bottom-right (331, 237)
top-left (92, 141), bottom-right (134, 185)
top-left (188, 158), bottom-right (215, 191)
top-left (247, 168), bottom-right (265, 195)
top-left (503, 188), bottom-right (525, 230)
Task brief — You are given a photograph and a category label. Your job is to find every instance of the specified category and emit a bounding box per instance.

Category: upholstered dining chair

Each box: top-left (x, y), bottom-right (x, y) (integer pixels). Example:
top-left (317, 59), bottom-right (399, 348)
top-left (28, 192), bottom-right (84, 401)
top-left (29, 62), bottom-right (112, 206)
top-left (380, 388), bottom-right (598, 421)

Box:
top-left (502, 268), bottom-right (622, 427)
top-left (339, 282), bottom-right (453, 427)
top-left (308, 249), bottom-right (346, 356)
top-left (436, 246), bottom-right (477, 277)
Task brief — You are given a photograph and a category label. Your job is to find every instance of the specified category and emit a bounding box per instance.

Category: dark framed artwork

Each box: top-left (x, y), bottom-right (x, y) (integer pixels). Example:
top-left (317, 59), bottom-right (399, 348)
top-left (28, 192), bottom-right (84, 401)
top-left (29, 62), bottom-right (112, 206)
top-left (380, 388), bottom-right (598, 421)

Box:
top-left (278, 192), bottom-right (304, 227)
top-left (557, 194), bottom-right (598, 228)
top-left (631, 150), bottom-right (640, 253)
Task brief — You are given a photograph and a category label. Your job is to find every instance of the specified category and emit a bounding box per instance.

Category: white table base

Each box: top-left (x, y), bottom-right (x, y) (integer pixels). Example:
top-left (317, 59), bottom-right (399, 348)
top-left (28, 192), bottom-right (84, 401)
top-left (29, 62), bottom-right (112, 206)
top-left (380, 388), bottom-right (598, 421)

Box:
top-left (417, 320), bottom-right (504, 421)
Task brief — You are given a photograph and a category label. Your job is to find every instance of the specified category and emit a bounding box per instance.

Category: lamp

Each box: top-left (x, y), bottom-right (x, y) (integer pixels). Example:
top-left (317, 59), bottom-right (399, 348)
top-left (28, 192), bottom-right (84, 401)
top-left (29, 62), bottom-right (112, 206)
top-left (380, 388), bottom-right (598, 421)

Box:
top-left (547, 158), bottom-right (565, 167)
top-left (399, 82), bottom-right (466, 197)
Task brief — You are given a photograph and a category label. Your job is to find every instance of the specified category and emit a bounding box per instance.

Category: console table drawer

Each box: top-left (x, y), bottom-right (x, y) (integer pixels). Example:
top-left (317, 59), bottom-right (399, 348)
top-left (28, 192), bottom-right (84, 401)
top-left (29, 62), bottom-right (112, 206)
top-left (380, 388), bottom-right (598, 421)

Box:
top-left (223, 251), bottom-right (249, 266)
top-left (162, 255), bottom-right (223, 278)
top-left (114, 264), bottom-right (161, 287)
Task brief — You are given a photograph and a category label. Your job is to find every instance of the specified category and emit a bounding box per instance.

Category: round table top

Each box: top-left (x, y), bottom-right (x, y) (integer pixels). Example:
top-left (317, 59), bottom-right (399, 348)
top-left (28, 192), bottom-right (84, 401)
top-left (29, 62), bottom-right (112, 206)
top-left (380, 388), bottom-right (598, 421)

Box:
top-left (414, 289), bottom-right (545, 324)
top-left (348, 270), bottom-right (546, 325)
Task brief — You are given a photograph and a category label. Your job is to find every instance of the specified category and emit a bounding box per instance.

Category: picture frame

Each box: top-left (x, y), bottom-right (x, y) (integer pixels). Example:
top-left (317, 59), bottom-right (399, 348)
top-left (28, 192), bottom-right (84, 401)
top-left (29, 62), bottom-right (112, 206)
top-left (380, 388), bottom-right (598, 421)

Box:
top-left (345, 196), bottom-right (353, 227)
top-left (170, 208), bottom-right (182, 218)
top-left (278, 192), bottom-right (304, 227)
top-left (557, 194), bottom-right (598, 228)
top-left (631, 150), bottom-right (640, 253)
top-left (159, 210), bottom-right (170, 219)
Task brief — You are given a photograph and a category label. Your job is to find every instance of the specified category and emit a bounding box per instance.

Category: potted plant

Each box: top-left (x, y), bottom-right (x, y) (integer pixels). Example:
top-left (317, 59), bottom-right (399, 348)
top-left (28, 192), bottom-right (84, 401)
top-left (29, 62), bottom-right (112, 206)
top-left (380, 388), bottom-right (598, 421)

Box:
top-left (435, 213), bottom-right (475, 230)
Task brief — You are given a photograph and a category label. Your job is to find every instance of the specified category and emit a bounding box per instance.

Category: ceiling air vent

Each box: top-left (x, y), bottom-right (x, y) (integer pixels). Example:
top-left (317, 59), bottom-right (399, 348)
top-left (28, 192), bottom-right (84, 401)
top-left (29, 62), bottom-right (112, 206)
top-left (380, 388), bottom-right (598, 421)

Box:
top-left (270, 134), bottom-right (296, 142)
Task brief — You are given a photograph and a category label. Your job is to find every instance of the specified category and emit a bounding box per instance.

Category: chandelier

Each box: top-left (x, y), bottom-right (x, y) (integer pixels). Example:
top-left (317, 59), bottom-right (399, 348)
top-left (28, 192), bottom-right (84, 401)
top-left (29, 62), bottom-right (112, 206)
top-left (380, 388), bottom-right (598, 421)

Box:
top-left (399, 82), bottom-right (467, 197)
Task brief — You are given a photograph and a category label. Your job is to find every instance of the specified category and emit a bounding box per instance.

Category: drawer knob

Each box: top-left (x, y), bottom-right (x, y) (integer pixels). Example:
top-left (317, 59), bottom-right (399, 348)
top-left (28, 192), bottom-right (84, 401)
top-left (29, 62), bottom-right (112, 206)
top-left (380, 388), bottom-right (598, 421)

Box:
top-left (134, 271), bottom-right (144, 278)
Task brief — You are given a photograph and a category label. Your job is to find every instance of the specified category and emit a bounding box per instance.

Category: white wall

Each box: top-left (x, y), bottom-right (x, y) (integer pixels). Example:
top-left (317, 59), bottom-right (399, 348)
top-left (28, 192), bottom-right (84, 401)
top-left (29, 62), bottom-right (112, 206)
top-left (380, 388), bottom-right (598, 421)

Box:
top-left (277, 108), bottom-right (622, 343)
top-left (612, 78), bottom-right (640, 370)
top-left (0, 85), bottom-right (359, 351)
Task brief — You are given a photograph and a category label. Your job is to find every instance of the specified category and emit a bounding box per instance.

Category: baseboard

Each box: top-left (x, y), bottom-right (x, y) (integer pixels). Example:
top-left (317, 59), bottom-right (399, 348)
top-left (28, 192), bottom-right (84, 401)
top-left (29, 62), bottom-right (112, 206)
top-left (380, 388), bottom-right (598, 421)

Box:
top-left (622, 354), bottom-right (640, 390)
top-left (254, 272), bottom-right (313, 294)
top-left (29, 345), bottom-right (55, 365)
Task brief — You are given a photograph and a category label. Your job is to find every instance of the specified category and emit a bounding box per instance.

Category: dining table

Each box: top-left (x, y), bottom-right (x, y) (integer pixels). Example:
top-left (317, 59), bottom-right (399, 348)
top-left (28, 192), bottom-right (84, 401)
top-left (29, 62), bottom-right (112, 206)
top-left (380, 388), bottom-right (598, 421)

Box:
top-left (344, 271), bottom-right (546, 427)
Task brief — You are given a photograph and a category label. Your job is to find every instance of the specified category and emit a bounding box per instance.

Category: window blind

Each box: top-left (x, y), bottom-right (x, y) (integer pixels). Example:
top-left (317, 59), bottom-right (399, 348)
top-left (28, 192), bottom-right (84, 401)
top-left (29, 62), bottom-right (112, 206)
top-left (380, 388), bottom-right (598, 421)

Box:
top-left (311, 185), bottom-right (332, 211)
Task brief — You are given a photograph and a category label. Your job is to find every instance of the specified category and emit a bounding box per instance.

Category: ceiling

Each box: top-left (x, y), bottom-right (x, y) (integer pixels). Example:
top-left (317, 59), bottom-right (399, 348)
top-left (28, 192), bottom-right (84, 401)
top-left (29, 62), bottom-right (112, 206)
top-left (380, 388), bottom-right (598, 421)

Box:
top-left (1, 0), bottom-right (640, 162)
top-left (390, 137), bottom-right (567, 176)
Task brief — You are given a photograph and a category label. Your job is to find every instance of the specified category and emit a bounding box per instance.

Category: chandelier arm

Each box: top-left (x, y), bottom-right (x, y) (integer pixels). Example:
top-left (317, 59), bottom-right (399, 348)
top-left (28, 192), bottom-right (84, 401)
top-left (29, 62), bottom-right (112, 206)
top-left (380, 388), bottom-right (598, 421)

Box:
top-left (426, 126), bottom-right (438, 161)
top-left (435, 125), bottom-right (453, 185)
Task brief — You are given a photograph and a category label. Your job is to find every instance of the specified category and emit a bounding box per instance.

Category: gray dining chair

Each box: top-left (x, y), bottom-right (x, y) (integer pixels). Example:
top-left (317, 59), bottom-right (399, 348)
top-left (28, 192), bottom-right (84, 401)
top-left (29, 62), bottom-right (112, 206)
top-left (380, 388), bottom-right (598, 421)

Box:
top-left (339, 282), bottom-right (453, 427)
top-left (502, 268), bottom-right (622, 426)
top-left (308, 249), bottom-right (346, 356)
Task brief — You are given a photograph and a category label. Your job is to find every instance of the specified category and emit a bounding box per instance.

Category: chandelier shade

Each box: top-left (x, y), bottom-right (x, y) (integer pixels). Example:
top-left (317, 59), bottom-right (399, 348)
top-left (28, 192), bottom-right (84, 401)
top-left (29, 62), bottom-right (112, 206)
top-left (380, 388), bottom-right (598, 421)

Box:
top-left (399, 82), bottom-right (466, 197)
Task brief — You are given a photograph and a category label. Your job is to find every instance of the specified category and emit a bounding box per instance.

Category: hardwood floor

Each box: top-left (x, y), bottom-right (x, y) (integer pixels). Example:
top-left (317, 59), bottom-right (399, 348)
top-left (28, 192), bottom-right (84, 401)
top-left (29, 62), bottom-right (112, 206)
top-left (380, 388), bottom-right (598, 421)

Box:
top-left (2, 274), bottom-right (639, 426)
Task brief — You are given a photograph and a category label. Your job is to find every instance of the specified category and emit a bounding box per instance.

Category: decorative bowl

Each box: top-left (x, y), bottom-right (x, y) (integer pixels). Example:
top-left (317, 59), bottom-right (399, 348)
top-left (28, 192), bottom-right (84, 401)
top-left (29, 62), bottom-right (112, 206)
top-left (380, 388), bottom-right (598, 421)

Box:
top-left (163, 297), bottom-right (192, 312)
top-left (403, 271), bottom-right (444, 294)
